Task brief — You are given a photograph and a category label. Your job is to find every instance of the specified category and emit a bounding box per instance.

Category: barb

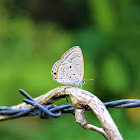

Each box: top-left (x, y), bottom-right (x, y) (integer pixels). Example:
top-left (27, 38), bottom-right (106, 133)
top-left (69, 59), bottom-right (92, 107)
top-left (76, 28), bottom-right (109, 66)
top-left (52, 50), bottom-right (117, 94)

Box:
top-left (0, 89), bottom-right (74, 120)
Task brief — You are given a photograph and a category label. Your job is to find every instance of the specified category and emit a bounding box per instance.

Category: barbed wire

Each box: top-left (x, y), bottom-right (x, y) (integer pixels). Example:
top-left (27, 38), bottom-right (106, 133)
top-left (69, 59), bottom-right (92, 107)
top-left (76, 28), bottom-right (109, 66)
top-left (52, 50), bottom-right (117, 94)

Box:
top-left (0, 89), bottom-right (140, 120)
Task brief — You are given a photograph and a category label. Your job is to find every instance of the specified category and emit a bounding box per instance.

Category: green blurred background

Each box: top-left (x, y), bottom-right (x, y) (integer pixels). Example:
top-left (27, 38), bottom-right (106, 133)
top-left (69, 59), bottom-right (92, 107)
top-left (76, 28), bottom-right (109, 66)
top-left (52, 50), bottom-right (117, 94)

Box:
top-left (0, 0), bottom-right (140, 139)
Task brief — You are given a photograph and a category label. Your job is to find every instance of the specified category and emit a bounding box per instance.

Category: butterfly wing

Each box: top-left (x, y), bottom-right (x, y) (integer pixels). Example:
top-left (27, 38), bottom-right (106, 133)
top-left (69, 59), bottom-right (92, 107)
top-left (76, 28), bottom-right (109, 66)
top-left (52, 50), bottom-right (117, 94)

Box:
top-left (51, 46), bottom-right (84, 86)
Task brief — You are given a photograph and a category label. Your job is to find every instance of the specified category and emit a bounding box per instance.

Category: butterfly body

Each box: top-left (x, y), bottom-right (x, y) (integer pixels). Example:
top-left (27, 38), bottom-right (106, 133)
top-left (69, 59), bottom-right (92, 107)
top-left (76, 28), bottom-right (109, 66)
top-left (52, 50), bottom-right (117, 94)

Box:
top-left (51, 46), bottom-right (84, 87)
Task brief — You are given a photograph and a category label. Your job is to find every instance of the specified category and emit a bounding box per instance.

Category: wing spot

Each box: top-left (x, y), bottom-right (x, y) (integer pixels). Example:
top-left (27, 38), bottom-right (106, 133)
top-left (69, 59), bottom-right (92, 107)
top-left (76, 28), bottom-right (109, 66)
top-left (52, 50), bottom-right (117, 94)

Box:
top-left (54, 72), bottom-right (58, 75)
top-left (73, 74), bottom-right (75, 75)
top-left (70, 66), bottom-right (72, 68)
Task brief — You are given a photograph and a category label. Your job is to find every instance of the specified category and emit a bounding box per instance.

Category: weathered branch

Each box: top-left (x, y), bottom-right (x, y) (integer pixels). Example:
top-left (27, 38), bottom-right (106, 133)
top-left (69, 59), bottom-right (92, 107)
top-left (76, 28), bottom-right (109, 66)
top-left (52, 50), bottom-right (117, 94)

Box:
top-left (0, 86), bottom-right (123, 140)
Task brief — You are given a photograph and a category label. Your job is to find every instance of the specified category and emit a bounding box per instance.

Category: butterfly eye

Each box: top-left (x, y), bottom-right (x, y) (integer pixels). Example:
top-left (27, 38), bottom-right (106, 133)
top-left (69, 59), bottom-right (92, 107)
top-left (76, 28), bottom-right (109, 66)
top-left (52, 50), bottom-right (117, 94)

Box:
top-left (82, 80), bottom-right (85, 84)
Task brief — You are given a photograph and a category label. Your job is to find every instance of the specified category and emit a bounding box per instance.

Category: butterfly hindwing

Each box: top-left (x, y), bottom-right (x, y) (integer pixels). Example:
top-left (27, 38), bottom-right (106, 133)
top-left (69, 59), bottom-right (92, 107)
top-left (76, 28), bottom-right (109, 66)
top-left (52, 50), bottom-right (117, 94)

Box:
top-left (51, 60), bottom-right (80, 85)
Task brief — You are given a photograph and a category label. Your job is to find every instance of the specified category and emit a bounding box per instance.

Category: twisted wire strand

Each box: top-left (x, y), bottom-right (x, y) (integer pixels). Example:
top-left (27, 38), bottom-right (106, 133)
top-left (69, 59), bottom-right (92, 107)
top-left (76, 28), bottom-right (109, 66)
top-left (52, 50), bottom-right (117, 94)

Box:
top-left (0, 89), bottom-right (140, 119)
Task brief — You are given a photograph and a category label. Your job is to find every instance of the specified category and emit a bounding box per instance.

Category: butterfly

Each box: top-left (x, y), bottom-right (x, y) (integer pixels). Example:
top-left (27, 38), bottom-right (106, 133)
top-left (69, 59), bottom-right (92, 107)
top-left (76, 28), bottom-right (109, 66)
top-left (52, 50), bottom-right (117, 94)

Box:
top-left (51, 46), bottom-right (85, 87)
